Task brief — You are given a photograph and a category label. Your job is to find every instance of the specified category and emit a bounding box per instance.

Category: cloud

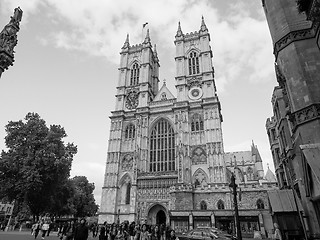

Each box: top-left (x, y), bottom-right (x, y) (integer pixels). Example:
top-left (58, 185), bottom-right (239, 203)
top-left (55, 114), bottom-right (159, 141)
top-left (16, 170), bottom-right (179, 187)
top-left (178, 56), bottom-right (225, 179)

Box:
top-left (2, 0), bottom-right (274, 92)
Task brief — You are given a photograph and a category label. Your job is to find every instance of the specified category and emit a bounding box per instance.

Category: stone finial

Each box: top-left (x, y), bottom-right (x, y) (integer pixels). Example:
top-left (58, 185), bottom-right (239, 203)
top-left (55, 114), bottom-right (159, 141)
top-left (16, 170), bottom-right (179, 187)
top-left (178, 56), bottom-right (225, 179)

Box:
top-left (200, 15), bottom-right (208, 32)
top-left (175, 21), bottom-right (183, 38)
top-left (121, 33), bottom-right (130, 49)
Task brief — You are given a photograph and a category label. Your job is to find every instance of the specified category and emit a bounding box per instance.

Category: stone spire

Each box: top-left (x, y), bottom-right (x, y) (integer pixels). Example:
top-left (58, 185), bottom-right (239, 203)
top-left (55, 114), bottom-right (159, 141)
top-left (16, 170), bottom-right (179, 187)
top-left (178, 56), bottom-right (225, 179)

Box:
top-left (121, 33), bottom-right (130, 49)
top-left (175, 21), bottom-right (183, 38)
top-left (144, 29), bottom-right (151, 44)
top-left (200, 15), bottom-right (208, 33)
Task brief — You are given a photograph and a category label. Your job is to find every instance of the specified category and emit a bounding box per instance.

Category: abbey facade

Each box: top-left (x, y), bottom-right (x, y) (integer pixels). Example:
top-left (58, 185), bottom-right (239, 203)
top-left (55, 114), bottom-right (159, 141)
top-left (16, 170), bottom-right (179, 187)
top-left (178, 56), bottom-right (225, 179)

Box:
top-left (99, 18), bottom-right (277, 238)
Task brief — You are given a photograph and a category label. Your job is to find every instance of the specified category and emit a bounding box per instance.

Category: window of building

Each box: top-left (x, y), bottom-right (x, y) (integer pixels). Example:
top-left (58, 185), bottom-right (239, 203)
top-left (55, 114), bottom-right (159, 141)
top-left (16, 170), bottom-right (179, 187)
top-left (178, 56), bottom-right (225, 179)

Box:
top-left (247, 167), bottom-right (254, 181)
top-left (161, 93), bottom-right (167, 100)
top-left (125, 182), bottom-right (131, 204)
top-left (149, 119), bottom-right (175, 172)
top-left (217, 200), bottom-right (225, 210)
top-left (188, 52), bottom-right (200, 75)
top-left (256, 199), bottom-right (264, 209)
top-left (130, 63), bottom-right (140, 86)
top-left (200, 201), bottom-right (207, 210)
top-left (125, 124), bottom-right (135, 139)
top-left (191, 113), bottom-right (204, 131)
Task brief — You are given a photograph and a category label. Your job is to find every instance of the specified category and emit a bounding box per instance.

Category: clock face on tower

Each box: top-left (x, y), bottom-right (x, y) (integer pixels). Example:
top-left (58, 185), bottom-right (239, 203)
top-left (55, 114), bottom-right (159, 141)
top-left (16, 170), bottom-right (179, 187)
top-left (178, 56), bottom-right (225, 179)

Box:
top-left (125, 90), bottom-right (139, 109)
top-left (188, 86), bottom-right (203, 100)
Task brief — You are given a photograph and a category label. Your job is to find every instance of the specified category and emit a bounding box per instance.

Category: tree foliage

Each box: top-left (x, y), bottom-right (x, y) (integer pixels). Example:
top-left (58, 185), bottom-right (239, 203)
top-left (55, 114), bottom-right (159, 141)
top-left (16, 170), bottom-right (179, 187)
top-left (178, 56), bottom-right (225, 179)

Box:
top-left (69, 176), bottom-right (98, 217)
top-left (0, 113), bottom-right (77, 216)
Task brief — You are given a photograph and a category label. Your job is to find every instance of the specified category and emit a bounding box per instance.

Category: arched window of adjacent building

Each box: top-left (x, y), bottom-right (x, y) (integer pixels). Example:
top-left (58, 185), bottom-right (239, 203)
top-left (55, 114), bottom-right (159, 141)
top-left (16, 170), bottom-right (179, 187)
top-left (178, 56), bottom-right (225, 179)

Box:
top-left (257, 199), bottom-right (264, 209)
top-left (130, 63), bottom-right (140, 86)
top-left (217, 200), bottom-right (225, 210)
top-left (200, 201), bottom-right (207, 210)
top-left (125, 182), bottom-right (131, 204)
top-left (188, 51), bottom-right (200, 75)
top-left (247, 167), bottom-right (254, 181)
top-left (125, 124), bottom-right (135, 139)
top-left (191, 113), bottom-right (204, 132)
top-left (149, 119), bottom-right (175, 172)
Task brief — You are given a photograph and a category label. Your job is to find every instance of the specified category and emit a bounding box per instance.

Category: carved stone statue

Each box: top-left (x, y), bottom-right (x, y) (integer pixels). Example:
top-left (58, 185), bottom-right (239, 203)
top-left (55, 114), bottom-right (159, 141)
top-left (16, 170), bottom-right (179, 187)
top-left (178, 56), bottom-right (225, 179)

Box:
top-left (0, 7), bottom-right (23, 55)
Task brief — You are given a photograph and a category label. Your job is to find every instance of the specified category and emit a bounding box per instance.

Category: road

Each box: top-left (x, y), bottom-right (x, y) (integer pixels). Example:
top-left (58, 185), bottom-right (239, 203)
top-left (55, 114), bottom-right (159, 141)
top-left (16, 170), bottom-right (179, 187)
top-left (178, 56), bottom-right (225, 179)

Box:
top-left (0, 231), bottom-right (97, 240)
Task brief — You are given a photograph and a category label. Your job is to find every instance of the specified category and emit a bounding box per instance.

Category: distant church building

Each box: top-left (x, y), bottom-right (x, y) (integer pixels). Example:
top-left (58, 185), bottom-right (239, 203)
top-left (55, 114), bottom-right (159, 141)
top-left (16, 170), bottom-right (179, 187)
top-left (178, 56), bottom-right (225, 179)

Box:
top-left (99, 18), bottom-right (277, 238)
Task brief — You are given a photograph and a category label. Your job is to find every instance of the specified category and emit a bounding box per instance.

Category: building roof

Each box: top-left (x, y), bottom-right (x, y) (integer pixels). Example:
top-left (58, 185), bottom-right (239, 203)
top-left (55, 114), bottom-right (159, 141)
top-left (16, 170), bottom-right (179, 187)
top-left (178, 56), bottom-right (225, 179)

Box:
top-left (153, 81), bottom-right (176, 101)
top-left (264, 167), bottom-right (277, 182)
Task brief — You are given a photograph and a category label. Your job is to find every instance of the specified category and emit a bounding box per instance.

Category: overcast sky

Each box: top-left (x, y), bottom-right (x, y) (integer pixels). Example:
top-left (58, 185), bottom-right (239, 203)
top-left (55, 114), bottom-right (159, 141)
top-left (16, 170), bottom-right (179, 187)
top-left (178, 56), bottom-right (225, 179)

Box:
top-left (0, 0), bottom-right (277, 204)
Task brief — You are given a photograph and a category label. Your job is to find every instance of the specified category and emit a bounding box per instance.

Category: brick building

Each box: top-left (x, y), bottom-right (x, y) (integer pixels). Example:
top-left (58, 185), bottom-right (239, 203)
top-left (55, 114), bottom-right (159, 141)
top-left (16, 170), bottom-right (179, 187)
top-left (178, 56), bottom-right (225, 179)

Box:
top-left (99, 17), bottom-right (277, 238)
top-left (264, 0), bottom-right (320, 239)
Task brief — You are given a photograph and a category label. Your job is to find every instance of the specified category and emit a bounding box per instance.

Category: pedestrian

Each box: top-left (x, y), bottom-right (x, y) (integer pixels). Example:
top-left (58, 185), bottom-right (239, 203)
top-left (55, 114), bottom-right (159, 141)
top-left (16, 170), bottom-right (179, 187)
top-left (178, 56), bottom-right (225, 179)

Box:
top-left (74, 218), bottom-right (89, 240)
top-left (41, 220), bottom-right (50, 239)
top-left (150, 225), bottom-right (161, 240)
top-left (33, 221), bottom-right (41, 239)
top-left (47, 220), bottom-right (53, 236)
top-left (273, 223), bottom-right (282, 240)
top-left (129, 222), bottom-right (136, 240)
top-left (140, 224), bottom-right (150, 240)
top-left (63, 220), bottom-right (76, 240)
top-left (168, 230), bottom-right (178, 240)
top-left (99, 222), bottom-right (106, 240)
top-left (134, 224), bottom-right (141, 240)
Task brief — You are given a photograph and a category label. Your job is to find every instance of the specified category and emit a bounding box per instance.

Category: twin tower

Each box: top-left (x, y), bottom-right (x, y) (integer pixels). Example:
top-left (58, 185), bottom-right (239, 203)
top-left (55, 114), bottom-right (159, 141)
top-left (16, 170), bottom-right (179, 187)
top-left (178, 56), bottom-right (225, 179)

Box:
top-left (100, 17), bottom-right (229, 225)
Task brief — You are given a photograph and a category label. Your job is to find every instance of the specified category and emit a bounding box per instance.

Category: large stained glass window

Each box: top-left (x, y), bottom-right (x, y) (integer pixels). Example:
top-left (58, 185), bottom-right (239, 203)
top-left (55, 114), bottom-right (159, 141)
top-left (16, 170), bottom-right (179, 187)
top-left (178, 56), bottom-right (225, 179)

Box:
top-left (149, 119), bottom-right (175, 172)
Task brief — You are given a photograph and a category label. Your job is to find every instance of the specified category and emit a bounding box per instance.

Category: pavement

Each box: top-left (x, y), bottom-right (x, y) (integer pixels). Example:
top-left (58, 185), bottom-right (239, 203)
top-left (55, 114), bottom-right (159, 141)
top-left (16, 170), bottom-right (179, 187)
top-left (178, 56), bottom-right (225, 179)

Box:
top-left (0, 230), bottom-right (271, 240)
top-left (0, 230), bottom-right (97, 240)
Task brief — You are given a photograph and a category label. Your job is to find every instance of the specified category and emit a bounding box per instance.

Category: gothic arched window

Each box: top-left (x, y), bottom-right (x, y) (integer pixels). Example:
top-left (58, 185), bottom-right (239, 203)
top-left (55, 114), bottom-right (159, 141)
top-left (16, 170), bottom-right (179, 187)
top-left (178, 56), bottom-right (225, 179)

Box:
top-left (247, 167), bottom-right (254, 181)
top-left (191, 113), bottom-right (204, 132)
top-left (217, 200), bottom-right (225, 209)
top-left (125, 182), bottom-right (131, 204)
top-left (200, 201), bottom-right (207, 210)
top-left (188, 51), bottom-right (200, 75)
top-left (130, 63), bottom-right (140, 86)
top-left (257, 199), bottom-right (264, 209)
top-left (125, 124), bottom-right (135, 139)
top-left (149, 119), bottom-right (175, 172)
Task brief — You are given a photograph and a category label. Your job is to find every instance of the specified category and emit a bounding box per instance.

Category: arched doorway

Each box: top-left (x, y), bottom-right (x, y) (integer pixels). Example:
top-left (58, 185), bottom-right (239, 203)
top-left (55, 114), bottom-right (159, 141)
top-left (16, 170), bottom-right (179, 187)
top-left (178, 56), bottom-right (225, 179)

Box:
top-left (156, 210), bottom-right (166, 225)
top-left (147, 204), bottom-right (168, 225)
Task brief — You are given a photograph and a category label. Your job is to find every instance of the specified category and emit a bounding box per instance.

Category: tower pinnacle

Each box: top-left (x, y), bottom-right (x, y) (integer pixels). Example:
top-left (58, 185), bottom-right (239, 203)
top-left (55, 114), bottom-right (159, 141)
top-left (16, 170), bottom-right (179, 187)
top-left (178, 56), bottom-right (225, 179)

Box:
top-left (175, 21), bottom-right (183, 38)
top-left (122, 33), bottom-right (130, 49)
top-left (144, 29), bottom-right (151, 44)
top-left (200, 16), bottom-right (208, 32)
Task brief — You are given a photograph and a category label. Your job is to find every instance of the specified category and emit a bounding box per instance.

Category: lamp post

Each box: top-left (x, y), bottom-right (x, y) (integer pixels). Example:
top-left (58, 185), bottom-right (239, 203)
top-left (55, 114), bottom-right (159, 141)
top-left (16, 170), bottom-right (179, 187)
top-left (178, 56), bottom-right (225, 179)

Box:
top-left (229, 173), bottom-right (242, 240)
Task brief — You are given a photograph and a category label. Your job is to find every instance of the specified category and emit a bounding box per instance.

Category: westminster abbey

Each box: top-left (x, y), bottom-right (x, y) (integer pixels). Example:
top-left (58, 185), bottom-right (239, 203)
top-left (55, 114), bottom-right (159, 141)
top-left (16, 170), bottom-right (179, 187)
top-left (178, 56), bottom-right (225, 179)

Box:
top-left (99, 17), bottom-right (277, 238)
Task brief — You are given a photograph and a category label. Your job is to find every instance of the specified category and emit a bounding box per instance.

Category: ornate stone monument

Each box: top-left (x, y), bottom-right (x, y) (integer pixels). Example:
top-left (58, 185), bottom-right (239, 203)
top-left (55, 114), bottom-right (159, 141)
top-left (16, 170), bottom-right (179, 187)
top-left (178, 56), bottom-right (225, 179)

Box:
top-left (0, 7), bottom-right (23, 78)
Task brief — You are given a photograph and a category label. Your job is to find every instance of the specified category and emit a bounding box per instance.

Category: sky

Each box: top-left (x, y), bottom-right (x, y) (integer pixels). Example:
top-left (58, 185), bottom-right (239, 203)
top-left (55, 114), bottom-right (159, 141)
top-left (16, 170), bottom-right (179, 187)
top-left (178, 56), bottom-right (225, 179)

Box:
top-left (0, 0), bottom-right (277, 205)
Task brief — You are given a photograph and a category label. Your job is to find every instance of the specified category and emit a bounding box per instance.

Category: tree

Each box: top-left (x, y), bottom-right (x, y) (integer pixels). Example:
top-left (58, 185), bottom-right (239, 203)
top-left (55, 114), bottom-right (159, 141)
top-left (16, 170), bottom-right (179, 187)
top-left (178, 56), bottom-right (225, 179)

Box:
top-left (70, 176), bottom-right (98, 217)
top-left (0, 113), bottom-right (77, 218)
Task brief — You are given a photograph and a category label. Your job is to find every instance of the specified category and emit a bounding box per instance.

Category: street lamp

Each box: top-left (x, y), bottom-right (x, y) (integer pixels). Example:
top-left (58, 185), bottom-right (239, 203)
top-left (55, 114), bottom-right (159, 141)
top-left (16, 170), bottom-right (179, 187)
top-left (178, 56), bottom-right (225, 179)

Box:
top-left (229, 173), bottom-right (242, 240)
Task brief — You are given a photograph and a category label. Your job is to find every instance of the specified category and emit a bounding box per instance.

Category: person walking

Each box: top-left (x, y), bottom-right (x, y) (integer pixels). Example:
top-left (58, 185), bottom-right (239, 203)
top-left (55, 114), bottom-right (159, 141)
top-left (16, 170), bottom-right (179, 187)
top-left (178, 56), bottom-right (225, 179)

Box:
top-left (74, 218), bottom-right (89, 240)
top-left (33, 221), bottom-right (41, 239)
top-left (41, 220), bottom-right (50, 240)
top-left (273, 223), bottom-right (282, 240)
top-left (140, 224), bottom-right (150, 240)
top-left (63, 220), bottom-right (76, 240)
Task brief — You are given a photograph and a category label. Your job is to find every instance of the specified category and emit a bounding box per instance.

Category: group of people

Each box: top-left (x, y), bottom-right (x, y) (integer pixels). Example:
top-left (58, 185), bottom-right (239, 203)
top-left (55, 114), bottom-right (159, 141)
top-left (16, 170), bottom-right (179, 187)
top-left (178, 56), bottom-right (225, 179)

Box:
top-left (31, 219), bottom-right (179, 240)
top-left (32, 218), bottom-right (89, 240)
top-left (97, 221), bottom-right (178, 240)
top-left (31, 219), bottom-right (52, 239)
